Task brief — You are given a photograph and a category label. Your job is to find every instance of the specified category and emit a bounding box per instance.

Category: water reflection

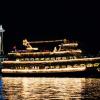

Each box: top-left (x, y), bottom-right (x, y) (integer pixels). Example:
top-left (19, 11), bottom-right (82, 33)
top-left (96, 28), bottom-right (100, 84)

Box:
top-left (0, 77), bottom-right (4, 100)
top-left (1, 77), bottom-right (100, 100)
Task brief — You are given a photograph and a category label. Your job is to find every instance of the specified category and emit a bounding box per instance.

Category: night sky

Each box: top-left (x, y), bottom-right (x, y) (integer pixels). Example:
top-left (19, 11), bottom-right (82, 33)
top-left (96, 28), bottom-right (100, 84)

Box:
top-left (0, 1), bottom-right (100, 55)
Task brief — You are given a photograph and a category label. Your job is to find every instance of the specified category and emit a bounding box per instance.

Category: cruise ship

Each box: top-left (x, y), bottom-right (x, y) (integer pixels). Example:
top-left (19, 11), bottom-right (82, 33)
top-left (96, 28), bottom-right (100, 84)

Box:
top-left (1, 38), bottom-right (100, 76)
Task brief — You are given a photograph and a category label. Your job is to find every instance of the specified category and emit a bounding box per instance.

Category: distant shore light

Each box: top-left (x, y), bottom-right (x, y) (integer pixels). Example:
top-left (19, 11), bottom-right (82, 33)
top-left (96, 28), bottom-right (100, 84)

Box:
top-left (0, 25), bottom-right (5, 32)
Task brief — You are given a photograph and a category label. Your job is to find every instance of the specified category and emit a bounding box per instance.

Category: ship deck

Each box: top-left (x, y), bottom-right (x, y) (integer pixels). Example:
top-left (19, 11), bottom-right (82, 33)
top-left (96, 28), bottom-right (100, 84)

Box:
top-left (2, 57), bottom-right (100, 65)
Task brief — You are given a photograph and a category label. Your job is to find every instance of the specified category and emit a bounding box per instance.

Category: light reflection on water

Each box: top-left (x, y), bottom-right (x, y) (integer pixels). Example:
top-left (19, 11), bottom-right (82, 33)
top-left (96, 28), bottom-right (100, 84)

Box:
top-left (1, 77), bottom-right (100, 100)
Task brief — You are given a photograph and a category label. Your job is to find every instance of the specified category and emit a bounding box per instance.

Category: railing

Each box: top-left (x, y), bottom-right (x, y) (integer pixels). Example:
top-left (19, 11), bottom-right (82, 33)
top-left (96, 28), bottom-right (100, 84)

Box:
top-left (29, 40), bottom-right (63, 44)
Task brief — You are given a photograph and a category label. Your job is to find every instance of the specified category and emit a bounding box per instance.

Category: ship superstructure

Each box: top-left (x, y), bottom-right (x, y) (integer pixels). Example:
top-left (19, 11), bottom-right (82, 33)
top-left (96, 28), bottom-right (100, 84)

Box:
top-left (1, 38), bottom-right (100, 76)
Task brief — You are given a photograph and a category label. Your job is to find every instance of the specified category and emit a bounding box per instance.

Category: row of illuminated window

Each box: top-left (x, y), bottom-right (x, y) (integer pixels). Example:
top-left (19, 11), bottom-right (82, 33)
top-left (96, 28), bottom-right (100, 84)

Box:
top-left (16, 56), bottom-right (77, 61)
top-left (6, 63), bottom-right (100, 69)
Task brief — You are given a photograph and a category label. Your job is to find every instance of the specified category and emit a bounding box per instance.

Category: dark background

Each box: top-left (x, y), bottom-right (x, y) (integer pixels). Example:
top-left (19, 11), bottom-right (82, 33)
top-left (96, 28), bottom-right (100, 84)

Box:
top-left (0, 1), bottom-right (100, 55)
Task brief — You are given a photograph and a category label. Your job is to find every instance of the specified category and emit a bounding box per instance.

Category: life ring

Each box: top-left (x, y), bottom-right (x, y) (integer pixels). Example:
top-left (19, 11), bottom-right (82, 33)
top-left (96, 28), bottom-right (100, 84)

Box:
top-left (80, 64), bottom-right (86, 67)
top-left (93, 63), bottom-right (100, 67)
top-left (86, 63), bottom-right (93, 67)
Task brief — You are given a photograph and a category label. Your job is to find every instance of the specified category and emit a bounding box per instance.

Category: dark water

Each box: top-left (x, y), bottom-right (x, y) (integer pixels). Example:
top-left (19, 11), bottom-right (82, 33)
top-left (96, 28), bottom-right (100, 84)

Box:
top-left (0, 76), bottom-right (100, 100)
